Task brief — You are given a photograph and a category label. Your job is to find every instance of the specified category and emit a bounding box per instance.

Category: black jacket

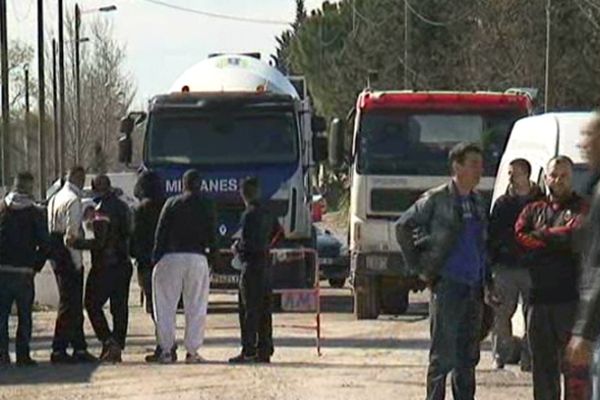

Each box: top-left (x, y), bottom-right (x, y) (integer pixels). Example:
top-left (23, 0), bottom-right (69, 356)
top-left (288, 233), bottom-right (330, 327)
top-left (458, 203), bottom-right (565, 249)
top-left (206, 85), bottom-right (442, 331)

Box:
top-left (237, 200), bottom-right (282, 266)
top-left (153, 191), bottom-right (217, 264)
top-left (131, 198), bottom-right (165, 267)
top-left (515, 192), bottom-right (587, 304)
top-left (488, 184), bottom-right (543, 267)
top-left (91, 191), bottom-right (131, 267)
top-left (0, 193), bottom-right (51, 271)
top-left (573, 172), bottom-right (600, 340)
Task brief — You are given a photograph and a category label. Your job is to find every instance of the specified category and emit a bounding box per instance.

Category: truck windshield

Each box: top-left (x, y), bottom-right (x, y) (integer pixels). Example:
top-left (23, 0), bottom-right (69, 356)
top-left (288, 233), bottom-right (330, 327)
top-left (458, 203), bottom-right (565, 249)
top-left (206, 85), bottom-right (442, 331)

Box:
top-left (146, 110), bottom-right (298, 165)
top-left (357, 110), bottom-right (524, 176)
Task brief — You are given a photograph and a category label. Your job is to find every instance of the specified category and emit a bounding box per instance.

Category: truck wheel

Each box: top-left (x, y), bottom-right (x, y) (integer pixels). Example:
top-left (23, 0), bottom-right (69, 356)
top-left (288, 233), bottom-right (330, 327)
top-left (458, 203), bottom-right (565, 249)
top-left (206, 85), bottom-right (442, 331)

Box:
top-left (353, 275), bottom-right (380, 320)
top-left (380, 288), bottom-right (409, 315)
top-left (328, 278), bottom-right (346, 288)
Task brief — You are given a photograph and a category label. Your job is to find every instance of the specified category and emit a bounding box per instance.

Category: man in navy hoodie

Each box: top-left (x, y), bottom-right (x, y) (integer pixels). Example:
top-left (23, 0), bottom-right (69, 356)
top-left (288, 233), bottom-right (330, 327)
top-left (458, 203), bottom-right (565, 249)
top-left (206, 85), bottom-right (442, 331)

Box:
top-left (0, 172), bottom-right (51, 366)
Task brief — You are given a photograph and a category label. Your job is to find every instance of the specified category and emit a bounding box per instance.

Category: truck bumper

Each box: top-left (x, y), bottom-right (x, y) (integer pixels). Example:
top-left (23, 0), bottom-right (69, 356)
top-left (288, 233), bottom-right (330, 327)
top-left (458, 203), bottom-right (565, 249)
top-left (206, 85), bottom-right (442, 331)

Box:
top-left (210, 249), bottom-right (316, 290)
top-left (318, 254), bottom-right (350, 280)
top-left (351, 251), bottom-right (411, 278)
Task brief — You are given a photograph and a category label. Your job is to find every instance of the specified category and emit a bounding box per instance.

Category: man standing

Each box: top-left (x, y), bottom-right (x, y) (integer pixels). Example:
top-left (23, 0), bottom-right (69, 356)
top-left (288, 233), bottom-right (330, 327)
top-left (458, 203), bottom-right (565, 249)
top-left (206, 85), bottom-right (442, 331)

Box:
top-left (83, 175), bottom-right (132, 363)
top-left (47, 166), bottom-right (96, 363)
top-left (130, 170), bottom-right (171, 362)
top-left (0, 172), bottom-right (51, 366)
top-left (152, 169), bottom-right (217, 364)
top-left (515, 156), bottom-right (586, 400)
top-left (489, 158), bottom-right (542, 371)
top-left (566, 112), bottom-right (600, 399)
top-left (229, 177), bottom-right (282, 364)
top-left (396, 142), bottom-right (497, 400)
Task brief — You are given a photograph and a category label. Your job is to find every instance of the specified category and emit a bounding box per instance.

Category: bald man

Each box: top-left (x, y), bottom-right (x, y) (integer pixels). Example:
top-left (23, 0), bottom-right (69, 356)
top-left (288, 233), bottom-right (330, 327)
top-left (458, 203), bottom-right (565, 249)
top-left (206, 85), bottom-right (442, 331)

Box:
top-left (515, 156), bottom-right (587, 400)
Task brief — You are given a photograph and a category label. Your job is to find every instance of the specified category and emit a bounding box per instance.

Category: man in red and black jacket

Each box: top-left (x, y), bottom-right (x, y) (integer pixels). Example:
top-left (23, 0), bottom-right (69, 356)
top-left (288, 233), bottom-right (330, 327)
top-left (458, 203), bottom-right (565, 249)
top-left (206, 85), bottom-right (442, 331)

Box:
top-left (515, 155), bottom-right (587, 400)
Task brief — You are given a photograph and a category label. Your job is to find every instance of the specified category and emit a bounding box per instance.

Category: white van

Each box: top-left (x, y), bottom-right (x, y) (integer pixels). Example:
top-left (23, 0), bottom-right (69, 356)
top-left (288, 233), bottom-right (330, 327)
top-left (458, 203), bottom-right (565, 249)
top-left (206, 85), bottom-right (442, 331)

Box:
top-left (492, 112), bottom-right (593, 206)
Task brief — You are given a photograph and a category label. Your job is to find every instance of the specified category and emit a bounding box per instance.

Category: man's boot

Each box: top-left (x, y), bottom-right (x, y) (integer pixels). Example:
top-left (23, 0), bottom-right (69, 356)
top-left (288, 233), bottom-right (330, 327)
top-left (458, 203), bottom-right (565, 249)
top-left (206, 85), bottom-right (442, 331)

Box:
top-left (145, 345), bottom-right (177, 363)
top-left (0, 351), bottom-right (11, 366)
top-left (100, 338), bottom-right (122, 363)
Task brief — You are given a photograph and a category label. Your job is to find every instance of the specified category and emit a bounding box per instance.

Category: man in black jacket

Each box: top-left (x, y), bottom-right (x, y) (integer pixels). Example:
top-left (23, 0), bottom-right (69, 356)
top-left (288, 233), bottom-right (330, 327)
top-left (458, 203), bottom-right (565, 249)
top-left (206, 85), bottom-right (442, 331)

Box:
top-left (566, 112), bottom-right (600, 397)
top-left (0, 172), bottom-right (51, 366)
top-left (152, 169), bottom-right (217, 364)
top-left (130, 170), bottom-right (172, 362)
top-left (83, 175), bottom-right (132, 363)
top-left (229, 177), bottom-right (282, 364)
top-left (488, 158), bottom-right (542, 370)
top-left (515, 156), bottom-right (587, 400)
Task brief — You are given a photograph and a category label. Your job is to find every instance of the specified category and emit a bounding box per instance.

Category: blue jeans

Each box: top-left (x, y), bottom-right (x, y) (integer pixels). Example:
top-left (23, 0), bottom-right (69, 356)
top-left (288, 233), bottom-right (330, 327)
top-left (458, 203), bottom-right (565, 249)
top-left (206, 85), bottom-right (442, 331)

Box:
top-left (427, 279), bottom-right (483, 400)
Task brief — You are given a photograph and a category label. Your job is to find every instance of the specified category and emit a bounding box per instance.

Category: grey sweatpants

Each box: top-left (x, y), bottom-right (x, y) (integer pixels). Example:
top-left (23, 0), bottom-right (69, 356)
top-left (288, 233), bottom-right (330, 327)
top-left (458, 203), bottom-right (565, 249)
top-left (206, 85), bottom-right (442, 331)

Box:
top-left (491, 265), bottom-right (531, 363)
top-left (153, 253), bottom-right (210, 356)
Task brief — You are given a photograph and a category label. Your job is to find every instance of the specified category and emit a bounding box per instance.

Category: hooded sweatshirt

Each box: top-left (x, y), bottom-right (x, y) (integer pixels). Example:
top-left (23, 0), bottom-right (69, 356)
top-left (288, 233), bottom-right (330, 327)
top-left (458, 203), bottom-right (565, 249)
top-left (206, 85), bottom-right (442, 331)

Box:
top-left (0, 192), bottom-right (51, 271)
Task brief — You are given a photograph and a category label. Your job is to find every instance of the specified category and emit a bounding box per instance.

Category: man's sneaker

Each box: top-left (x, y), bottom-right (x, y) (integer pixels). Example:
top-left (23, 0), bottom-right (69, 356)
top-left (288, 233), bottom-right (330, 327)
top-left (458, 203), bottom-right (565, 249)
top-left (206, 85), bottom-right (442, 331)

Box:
top-left (257, 354), bottom-right (271, 364)
top-left (520, 359), bottom-right (532, 372)
top-left (50, 351), bottom-right (74, 364)
top-left (145, 345), bottom-right (178, 363)
top-left (185, 353), bottom-right (206, 364)
top-left (0, 352), bottom-right (11, 366)
top-left (73, 350), bottom-right (98, 364)
top-left (158, 352), bottom-right (175, 364)
top-left (493, 357), bottom-right (505, 370)
top-left (100, 339), bottom-right (122, 363)
top-left (228, 353), bottom-right (257, 364)
top-left (16, 356), bottom-right (38, 367)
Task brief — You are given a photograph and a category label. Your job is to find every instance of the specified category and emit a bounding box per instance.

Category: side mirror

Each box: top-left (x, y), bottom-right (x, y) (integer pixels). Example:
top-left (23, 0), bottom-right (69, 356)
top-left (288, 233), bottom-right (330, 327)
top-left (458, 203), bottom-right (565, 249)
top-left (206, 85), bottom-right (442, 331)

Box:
top-left (328, 117), bottom-right (344, 168)
top-left (311, 115), bottom-right (327, 133)
top-left (118, 135), bottom-right (132, 164)
top-left (313, 135), bottom-right (328, 163)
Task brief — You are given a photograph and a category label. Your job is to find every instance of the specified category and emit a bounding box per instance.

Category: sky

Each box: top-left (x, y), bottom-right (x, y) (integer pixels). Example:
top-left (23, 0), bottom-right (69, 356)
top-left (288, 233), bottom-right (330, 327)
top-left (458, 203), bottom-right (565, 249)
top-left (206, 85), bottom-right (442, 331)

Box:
top-left (8, 0), bottom-right (327, 106)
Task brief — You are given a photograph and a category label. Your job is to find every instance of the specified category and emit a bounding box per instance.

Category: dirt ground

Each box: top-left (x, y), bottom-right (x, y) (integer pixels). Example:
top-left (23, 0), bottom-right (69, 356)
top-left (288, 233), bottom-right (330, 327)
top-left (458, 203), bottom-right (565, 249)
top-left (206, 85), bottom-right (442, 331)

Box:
top-left (0, 283), bottom-right (533, 400)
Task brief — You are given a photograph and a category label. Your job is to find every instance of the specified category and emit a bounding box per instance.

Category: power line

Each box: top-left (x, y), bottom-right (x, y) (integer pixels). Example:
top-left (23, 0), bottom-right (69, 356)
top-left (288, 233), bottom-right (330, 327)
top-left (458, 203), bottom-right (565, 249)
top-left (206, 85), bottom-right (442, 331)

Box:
top-left (140, 0), bottom-right (292, 26)
top-left (404, 0), bottom-right (475, 27)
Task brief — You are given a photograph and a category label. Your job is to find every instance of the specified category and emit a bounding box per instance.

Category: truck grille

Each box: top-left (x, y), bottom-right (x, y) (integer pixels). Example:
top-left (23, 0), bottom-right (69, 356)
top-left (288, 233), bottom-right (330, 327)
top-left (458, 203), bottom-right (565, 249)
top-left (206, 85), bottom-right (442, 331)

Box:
top-left (370, 189), bottom-right (423, 213)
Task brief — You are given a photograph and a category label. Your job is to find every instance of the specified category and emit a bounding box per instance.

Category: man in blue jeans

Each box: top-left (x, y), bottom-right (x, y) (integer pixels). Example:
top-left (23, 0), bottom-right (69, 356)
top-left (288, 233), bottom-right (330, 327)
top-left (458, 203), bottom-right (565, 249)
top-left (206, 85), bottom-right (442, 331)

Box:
top-left (396, 142), bottom-right (499, 400)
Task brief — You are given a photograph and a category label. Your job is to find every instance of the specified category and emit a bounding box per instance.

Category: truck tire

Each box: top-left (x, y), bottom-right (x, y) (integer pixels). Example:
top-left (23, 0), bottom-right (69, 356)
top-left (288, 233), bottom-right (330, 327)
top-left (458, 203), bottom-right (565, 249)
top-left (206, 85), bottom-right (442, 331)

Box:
top-left (328, 278), bottom-right (346, 288)
top-left (353, 275), bottom-right (380, 320)
top-left (380, 287), bottom-right (409, 315)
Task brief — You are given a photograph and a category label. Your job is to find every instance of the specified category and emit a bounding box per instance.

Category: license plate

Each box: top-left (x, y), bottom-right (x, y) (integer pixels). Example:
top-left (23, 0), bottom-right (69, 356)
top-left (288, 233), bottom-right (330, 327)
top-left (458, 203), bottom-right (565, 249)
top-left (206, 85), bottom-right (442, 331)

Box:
top-left (210, 273), bottom-right (239, 285)
top-left (319, 257), bottom-right (335, 265)
top-left (366, 255), bottom-right (388, 271)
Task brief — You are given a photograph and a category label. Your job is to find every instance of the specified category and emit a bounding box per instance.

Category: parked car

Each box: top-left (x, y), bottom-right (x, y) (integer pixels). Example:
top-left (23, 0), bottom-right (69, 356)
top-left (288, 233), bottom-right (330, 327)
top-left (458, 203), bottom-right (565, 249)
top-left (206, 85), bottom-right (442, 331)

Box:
top-left (315, 226), bottom-right (349, 288)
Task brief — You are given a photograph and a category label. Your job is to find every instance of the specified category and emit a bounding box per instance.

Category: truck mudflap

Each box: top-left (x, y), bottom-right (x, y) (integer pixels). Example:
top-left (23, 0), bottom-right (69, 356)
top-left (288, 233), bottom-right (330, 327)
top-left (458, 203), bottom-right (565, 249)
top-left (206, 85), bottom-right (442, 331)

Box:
top-left (210, 248), bottom-right (317, 290)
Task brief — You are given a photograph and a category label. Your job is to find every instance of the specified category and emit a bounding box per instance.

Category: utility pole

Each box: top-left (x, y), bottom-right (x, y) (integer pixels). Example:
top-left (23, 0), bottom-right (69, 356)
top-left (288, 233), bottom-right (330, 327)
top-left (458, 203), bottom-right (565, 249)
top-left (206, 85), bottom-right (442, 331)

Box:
top-left (75, 3), bottom-right (81, 165)
top-left (52, 39), bottom-right (59, 180)
top-left (544, 0), bottom-right (551, 112)
top-left (0, 0), bottom-right (9, 187)
top-left (24, 65), bottom-right (30, 170)
top-left (404, 0), bottom-right (410, 89)
top-left (37, 0), bottom-right (46, 199)
top-left (58, 0), bottom-right (65, 176)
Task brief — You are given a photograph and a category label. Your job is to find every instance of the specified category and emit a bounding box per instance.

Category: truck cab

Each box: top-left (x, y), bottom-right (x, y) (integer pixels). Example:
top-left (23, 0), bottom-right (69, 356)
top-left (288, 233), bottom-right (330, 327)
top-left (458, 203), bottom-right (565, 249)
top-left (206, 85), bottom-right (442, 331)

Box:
top-left (330, 90), bottom-right (533, 319)
top-left (118, 54), bottom-right (327, 289)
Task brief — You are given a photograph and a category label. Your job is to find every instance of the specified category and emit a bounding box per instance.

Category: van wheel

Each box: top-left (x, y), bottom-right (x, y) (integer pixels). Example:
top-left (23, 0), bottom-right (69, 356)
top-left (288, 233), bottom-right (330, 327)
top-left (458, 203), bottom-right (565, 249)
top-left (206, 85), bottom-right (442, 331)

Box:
top-left (353, 275), bottom-right (379, 320)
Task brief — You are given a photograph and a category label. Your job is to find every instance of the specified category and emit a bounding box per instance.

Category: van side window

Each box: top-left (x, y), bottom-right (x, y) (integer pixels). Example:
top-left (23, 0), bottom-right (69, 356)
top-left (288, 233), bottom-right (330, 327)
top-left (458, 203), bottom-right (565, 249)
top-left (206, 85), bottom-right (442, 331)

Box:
top-left (537, 168), bottom-right (547, 195)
